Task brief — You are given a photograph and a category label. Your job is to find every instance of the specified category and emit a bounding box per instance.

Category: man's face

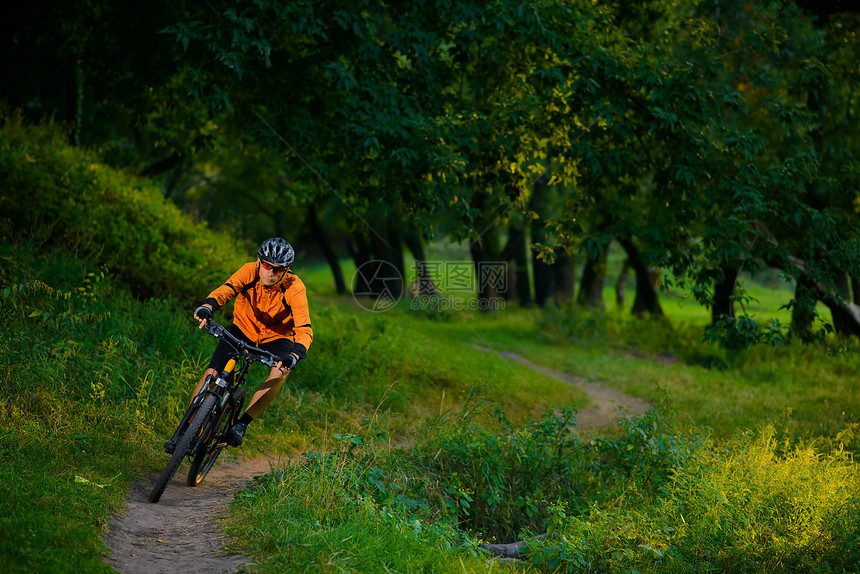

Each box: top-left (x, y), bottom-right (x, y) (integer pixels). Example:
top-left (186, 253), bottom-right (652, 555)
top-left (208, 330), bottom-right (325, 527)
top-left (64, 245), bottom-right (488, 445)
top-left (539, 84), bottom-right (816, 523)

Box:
top-left (259, 259), bottom-right (286, 286)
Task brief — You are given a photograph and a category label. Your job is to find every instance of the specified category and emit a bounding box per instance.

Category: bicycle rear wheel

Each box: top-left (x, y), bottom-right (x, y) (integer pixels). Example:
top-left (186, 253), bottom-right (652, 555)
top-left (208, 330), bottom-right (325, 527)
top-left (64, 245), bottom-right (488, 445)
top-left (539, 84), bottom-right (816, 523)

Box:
top-left (187, 388), bottom-right (245, 486)
top-left (148, 394), bottom-right (217, 503)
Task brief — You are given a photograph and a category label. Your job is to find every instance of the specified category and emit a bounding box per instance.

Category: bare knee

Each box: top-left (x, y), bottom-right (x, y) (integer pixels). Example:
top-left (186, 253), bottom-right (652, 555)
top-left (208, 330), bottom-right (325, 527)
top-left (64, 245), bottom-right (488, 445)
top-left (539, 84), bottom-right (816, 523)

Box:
top-left (266, 367), bottom-right (289, 386)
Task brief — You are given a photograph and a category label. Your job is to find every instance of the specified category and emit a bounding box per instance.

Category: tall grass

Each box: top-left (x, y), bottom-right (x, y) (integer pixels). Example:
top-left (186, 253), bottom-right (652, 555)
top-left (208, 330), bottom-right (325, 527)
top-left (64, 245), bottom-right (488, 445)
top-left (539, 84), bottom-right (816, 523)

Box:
top-left (229, 433), bottom-right (490, 573)
top-left (528, 423), bottom-right (860, 573)
top-left (0, 243), bottom-right (209, 573)
top-left (234, 382), bottom-right (860, 573)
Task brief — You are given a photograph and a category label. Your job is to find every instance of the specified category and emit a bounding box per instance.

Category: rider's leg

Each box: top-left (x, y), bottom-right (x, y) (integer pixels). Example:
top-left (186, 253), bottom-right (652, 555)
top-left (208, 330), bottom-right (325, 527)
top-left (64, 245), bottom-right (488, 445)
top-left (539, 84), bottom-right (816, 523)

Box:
top-left (225, 367), bottom-right (288, 446)
top-left (244, 366), bottom-right (290, 418)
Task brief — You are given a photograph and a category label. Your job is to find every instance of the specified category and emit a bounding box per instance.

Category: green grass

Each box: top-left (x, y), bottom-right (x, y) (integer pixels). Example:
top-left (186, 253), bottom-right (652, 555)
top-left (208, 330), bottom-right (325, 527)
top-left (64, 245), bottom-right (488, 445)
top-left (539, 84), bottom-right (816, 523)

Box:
top-left (3, 241), bottom-right (859, 573)
top-left (0, 245), bottom-right (199, 573)
top-left (0, 243), bottom-right (583, 572)
top-left (527, 423), bottom-right (860, 573)
top-left (229, 447), bottom-right (492, 573)
top-left (300, 243), bottom-right (855, 441)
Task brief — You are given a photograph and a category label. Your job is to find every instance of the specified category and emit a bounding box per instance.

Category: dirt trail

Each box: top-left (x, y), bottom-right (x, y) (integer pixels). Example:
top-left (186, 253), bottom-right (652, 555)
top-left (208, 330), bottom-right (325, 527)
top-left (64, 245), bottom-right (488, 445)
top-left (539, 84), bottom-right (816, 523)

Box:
top-left (474, 346), bottom-right (651, 432)
top-left (104, 456), bottom-right (281, 574)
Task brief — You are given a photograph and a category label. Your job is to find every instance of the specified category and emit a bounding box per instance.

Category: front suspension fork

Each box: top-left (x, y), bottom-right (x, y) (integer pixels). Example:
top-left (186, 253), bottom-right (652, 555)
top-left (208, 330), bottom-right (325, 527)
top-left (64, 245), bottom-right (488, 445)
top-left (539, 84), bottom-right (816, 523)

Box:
top-left (168, 375), bottom-right (218, 446)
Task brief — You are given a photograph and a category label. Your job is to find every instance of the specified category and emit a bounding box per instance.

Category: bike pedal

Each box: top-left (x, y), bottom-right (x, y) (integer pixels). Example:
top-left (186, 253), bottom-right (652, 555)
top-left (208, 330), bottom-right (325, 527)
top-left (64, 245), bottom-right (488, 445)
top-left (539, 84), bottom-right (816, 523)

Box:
top-left (163, 440), bottom-right (176, 454)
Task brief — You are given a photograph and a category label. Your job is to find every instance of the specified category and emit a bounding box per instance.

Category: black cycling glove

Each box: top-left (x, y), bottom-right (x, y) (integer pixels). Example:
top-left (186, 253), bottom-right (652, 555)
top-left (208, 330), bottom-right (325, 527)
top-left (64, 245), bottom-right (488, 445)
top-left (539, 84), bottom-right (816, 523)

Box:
top-left (281, 353), bottom-right (298, 370)
top-left (194, 305), bottom-right (212, 321)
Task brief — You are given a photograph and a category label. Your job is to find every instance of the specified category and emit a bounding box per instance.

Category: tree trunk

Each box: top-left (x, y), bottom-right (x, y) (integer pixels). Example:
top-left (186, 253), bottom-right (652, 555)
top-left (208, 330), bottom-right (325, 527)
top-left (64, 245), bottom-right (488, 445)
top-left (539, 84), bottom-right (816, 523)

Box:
top-left (831, 272), bottom-right (852, 335)
top-left (577, 238), bottom-right (608, 309)
top-left (385, 209), bottom-right (406, 295)
top-left (820, 297), bottom-right (860, 337)
top-left (754, 223), bottom-right (860, 337)
top-left (470, 235), bottom-right (504, 310)
top-left (403, 227), bottom-right (440, 296)
top-left (347, 232), bottom-right (372, 294)
top-left (617, 237), bottom-right (664, 317)
top-left (791, 277), bottom-right (816, 338)
top-left (852, 277), bottom-right (860, 305)
top-left (533, 254), bottom-right (555, 307)
top-left (307, 201), bottom-right (347, 295)
top-left (502, 217), bottom-right (531, 307)
top-left (530, 215), bottom-right (555, 308)
top-left (468, 195), bottom-right (504, 311)
top-left (368, 216), bottom-right (404, 300)
top-left (711, 265), bottom-right (740, 326)
top-left (528, 168), bottom-right (554, 308)
top-left (553, 252), bottom-right (575, 305)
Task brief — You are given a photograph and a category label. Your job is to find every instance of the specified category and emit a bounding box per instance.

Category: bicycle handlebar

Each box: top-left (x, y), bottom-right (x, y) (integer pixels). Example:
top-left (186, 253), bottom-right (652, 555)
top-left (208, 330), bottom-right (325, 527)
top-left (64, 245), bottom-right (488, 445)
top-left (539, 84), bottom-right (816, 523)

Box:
top-left (203, 319), bottom-right (279, 369)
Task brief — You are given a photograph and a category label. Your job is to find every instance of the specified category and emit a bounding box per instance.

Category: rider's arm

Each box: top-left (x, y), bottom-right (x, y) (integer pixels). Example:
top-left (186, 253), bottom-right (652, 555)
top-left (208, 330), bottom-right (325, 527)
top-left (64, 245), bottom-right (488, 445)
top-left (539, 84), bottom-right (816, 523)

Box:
top-left (286, 278), bottom-right (313, 360)
top-left (200, 262), bottom-right (258, 313)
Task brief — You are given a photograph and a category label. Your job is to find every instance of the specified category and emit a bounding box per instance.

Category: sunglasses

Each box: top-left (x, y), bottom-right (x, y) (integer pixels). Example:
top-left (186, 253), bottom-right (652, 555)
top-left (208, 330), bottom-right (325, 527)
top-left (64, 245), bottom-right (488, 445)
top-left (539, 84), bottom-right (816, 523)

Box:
top-left (260, 261), bottom-right (286, 274)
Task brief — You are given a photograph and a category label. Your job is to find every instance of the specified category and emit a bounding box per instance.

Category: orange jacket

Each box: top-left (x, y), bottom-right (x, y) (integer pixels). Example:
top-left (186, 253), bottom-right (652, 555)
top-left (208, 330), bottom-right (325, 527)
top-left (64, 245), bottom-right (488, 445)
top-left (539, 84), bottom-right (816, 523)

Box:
top-left (202, 261), bottom-right (313, 358)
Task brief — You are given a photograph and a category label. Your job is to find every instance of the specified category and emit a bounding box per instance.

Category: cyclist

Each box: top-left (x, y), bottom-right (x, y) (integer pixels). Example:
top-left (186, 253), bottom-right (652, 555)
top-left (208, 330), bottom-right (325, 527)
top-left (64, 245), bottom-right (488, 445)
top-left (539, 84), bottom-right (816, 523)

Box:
top-left (173, 237), bottom-right (313, 450)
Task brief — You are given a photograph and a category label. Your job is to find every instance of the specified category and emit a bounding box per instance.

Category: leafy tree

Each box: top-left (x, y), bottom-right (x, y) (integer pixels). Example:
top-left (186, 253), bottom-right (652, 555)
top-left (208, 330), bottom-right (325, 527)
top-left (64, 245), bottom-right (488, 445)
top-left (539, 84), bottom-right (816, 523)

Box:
top-left (156, 0), bottom-right (860, 342)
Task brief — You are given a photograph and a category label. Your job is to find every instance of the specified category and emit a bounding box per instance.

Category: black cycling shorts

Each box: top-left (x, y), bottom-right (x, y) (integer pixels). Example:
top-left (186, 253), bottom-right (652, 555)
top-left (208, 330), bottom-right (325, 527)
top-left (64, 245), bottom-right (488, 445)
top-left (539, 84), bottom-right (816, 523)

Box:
top-left (207, 323), bottom-right (295, 373)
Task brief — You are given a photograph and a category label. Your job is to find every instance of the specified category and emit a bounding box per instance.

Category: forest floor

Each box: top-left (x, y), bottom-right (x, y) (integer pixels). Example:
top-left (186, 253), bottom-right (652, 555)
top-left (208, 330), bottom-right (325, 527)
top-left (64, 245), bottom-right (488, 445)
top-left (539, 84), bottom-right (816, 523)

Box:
top-left (103, 353), bottom-right (651, 574)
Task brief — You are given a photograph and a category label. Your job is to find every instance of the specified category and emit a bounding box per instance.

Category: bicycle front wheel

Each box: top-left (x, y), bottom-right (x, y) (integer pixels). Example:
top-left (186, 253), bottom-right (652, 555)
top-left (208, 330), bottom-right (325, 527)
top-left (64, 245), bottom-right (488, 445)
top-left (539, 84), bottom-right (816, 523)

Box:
top-left (187, 387), bottom-right (246, 486)
top-left (148, 394), bottom-right (217, 503)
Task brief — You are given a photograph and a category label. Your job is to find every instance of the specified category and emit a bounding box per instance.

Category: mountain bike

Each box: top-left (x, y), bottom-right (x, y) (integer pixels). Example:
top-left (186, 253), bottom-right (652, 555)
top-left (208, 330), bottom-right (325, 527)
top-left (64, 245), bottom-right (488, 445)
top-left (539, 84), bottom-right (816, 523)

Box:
top-left (148, 319), bottom-right (278, 503)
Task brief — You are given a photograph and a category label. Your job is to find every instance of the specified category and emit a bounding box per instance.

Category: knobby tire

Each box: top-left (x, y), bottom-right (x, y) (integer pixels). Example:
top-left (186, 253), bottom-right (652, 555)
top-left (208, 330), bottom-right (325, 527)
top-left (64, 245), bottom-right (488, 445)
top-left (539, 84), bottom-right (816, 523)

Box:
top-left (187, 401), bottom-right (235, 486)
top-left (187, 387), bottom-right (245, 486)
top-left (148, 394), bottom-right (217, 503)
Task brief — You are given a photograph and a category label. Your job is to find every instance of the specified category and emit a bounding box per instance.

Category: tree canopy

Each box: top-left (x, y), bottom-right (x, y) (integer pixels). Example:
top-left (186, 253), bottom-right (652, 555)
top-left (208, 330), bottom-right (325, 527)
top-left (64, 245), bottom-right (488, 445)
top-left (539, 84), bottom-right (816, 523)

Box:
top-left (4, 0), bottom-right (859, 344)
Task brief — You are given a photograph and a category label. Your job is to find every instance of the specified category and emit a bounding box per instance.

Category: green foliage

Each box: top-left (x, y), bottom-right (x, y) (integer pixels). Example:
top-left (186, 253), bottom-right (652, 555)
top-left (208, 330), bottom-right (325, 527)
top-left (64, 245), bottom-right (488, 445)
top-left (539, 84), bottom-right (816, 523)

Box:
top-left (0, 243), bottom-right (214, 573)
top-left (587, 392), bottom-right (710, 497)
top-left (527, 424), bottom-right (860, 573)
top-left (229, 426), bottom-right (488, 573)
top-left (0, 112), bottom-right (247, 303)
top-left (407, 392), bottom-right (587, 541)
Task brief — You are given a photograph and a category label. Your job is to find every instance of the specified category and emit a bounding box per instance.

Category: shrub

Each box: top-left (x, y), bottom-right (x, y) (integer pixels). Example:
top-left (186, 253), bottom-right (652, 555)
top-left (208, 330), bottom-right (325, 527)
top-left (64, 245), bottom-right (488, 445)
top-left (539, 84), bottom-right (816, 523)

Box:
top-left (0, 110), bottom-right (246, 303)
top-left (528, 423), bottom-right (860, 573)
top-left (229, 427), bottom-right (488, 573)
